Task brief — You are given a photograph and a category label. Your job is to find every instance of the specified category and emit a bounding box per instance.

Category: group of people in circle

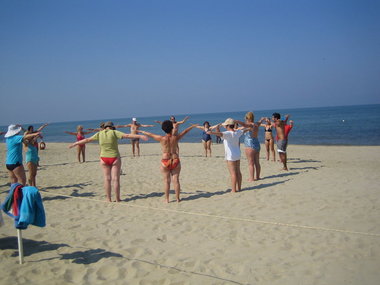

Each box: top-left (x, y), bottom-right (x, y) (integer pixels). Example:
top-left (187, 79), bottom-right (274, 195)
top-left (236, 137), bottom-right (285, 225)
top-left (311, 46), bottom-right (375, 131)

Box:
top-left (3, 112), bottom-right (293, 203)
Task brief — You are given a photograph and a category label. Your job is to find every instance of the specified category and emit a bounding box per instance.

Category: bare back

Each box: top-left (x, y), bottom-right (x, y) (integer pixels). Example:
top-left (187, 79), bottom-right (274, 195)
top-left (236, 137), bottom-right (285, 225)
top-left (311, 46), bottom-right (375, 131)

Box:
top-left (245, 122), bottom-right (260, 138)
top-left (160, 134), bottom-right (179, 159)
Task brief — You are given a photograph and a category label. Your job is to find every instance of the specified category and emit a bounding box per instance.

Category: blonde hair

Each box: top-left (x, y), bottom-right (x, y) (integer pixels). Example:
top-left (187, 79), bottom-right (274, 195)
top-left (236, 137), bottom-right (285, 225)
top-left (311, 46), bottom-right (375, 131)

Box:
top-left (77, 125), bottom-right (83, 132)
top-left (245, 112), bottom-right (254, 122)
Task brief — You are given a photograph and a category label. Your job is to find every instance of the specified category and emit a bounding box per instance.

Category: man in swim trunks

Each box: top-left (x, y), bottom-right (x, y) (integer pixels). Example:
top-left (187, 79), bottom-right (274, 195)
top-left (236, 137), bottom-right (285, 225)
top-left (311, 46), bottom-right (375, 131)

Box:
top-left (139, 120), bottom-right (198, 203)
top-left (115, 118), bottom-right (154, 157)
top-left (272, 113), bottom-right (290, 170)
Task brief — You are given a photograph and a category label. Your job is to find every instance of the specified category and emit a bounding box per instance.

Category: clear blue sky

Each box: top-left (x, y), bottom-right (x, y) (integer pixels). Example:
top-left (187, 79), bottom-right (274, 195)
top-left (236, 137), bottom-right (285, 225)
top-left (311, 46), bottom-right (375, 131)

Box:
top-left (1, 0), bottom-right (379, 125)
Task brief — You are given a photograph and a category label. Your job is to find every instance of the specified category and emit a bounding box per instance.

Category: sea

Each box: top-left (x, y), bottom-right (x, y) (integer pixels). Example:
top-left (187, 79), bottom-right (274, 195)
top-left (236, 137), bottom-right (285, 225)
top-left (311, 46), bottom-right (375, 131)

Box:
top-left (1, 104), bottom-right (380, 146)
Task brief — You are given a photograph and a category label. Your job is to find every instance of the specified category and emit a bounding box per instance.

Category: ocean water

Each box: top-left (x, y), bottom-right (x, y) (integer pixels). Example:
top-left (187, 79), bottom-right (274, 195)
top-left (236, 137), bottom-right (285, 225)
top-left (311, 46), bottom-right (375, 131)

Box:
top-left (1, 104), bottom-right (380, 145)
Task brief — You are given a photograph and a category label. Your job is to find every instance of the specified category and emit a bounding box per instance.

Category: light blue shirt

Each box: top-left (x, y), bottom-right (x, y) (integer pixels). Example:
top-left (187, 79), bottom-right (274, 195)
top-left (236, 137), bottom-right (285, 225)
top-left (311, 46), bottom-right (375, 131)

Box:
top-left (25, 143), bottom-right (39, 163)
top-left (6, 135), bottom-right (24, 164)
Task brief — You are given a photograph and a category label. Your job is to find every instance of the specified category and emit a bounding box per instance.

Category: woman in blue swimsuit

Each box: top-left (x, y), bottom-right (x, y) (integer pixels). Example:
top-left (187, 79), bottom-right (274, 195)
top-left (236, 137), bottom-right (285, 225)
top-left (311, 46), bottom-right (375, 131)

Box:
top-left (195, 121), bottom-right (220, 157)
top-left (24, 131), bottom-right (44, 186)
top-left (236, 112), bottom-right (265, 182)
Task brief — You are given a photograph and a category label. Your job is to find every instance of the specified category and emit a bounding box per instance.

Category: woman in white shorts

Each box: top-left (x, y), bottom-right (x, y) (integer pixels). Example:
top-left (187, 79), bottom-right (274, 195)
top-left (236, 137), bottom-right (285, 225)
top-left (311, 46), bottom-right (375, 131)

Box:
top-left (208, 118), bottom-right (247, 193)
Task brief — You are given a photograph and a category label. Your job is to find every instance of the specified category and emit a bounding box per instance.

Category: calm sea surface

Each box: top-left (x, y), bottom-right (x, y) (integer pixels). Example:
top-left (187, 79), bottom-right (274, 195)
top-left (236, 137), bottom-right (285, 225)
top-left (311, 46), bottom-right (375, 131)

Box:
top-left (1, 104), bottom-right (380, 145)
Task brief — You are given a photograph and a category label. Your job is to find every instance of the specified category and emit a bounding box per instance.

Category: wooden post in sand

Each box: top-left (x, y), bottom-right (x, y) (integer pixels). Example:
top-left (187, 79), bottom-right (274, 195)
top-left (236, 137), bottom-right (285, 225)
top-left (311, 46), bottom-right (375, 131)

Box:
top-left (17, 229), bottom-right (24, 264)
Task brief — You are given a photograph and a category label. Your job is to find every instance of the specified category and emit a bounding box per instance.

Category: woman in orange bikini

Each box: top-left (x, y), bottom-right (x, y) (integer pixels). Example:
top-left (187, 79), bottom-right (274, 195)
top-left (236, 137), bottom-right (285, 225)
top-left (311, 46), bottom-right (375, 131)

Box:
top-left (69, 121), bottom-right (148, 202)
top-left (139, 120), bottom-right (198, 203)
top-left (65, 125), bottom-right (94, 163)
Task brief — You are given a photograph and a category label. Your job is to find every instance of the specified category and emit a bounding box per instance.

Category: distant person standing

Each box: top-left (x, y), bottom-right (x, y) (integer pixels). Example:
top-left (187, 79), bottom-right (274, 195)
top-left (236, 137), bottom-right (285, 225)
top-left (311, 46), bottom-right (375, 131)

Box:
top-left (272, 113), bottom-right (290, 170)
top-left (65, 125), bottom-right (94, 163)
top-left (215, 124), bottom-right (222, 144)
top-left (115, 118), bottom-right (154, 157)
top-left (261, 118), bottom-right (276, 162)
top-left (194, 121), bottom-right (220, 157)
top-left (155, 116), bottom-right (190, 135)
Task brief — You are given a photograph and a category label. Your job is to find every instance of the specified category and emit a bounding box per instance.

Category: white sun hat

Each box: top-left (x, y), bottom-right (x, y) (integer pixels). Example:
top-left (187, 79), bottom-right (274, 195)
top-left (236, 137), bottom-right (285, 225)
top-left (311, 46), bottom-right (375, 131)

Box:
top-left (4, 124), bottom-right (22, 138)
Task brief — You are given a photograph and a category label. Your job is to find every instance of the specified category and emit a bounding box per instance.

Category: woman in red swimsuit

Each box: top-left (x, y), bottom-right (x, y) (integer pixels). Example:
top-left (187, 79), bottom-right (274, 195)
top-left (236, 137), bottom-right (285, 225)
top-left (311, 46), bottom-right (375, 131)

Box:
top-left (69, 122), bottom-right (148, 202)
top-left (65, 125), bottom-right (94, 163)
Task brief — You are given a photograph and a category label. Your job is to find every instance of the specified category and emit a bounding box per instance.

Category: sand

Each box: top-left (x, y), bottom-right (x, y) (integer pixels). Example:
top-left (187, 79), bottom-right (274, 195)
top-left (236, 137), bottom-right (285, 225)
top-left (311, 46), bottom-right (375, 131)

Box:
top-left (0, 142), bottom-right (380, 285)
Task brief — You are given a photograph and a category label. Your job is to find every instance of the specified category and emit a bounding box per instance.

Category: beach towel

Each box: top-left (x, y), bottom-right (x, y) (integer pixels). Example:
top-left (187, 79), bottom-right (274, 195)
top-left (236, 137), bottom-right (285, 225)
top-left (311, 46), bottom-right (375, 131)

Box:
top-left (1, 184), bottom-right (46, 229)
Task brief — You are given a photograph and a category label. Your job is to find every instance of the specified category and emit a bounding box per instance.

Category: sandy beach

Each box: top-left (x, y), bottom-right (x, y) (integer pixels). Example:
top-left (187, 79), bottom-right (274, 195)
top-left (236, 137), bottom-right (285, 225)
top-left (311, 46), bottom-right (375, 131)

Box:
top-left (0, 142), bottom-right (379, 285)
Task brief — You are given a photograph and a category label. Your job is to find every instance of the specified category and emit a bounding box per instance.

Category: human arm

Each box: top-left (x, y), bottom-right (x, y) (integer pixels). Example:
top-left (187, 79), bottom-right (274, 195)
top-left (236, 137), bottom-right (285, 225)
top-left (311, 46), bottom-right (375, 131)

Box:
top-left (114, 124), bottom-right (131, 128)
top-left (122, 133), bottom-right (148, 141)
top-left (235, 120), bottom-right (252, 128)
top-left (154, 120), bottom-right (162, 125)
top-left (36, 123), bottom-right (49, 132)
top-left (23, 132), bottom-right (41, 141)
top-left (176, 116), bottom-right (190, 125)
top-left (255, 117), bottom-right (266, 126)
top-left (138, 130), bottom-right (162, 142)
top-left (207, 130), bottom-right (223, 137)
top-left (177, 124), bottom-right (198, 140)
top-left (209, 123), bottom-right (221, 130)
top-left (207, 124), bottom-right (224, 136)
top-left (139, 124), bottom-right (154, 127)
top-left (69, 137), bottom-right (94, 148)
top-left (283, 114), bottom-right (290, 124)
top-left (193, 125), bottom-right (205, 130)
top-left (260, 118), bottom-right (271, 127)
top-left (64, 131), bottom-right (77, 136)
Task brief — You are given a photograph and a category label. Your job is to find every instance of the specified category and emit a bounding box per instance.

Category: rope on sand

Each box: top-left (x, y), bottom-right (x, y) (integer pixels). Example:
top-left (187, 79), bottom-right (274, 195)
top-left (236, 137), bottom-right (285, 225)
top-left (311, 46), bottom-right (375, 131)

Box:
top-left (41, 191), bottom-right (380, 238)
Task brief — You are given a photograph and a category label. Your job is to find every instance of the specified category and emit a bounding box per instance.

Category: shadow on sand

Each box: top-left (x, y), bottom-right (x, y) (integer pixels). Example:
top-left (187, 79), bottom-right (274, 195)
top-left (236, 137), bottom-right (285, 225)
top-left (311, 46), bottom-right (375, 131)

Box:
top-left (40, 183), bottom-right (95, 201)
top-left (0, 236), bottom-right (69, 257)
top-left (59, 248), bottom-right (123, 264)
top-left (41, 182), bottom-right (92, 191)
top-left (0, 236), bottom-right (123, 265)
top-left (181, 179), bottom-right (290, 201)
top-left (124, 191), bottom-right (164, 202)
